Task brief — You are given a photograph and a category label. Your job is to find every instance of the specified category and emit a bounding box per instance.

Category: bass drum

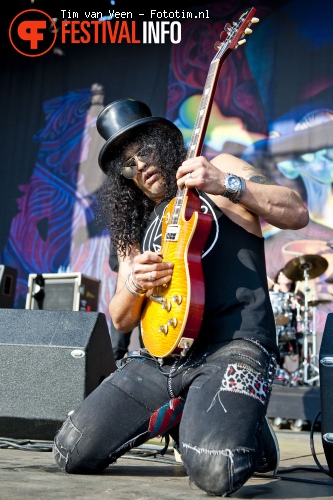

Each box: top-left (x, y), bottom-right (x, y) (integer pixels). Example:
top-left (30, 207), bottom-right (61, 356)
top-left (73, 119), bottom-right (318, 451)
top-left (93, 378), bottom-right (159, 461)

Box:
top-left (276, 324), bottom-right (296, 344)
top-left (269, 291), bottom-right (293, 327)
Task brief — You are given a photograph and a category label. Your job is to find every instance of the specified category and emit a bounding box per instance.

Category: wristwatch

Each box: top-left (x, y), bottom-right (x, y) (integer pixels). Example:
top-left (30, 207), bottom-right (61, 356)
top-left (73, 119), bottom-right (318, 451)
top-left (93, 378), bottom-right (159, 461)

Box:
top-left (222, 173), bottom-right (246, 204)
top-left (222, 173), bottom-right (243, 199)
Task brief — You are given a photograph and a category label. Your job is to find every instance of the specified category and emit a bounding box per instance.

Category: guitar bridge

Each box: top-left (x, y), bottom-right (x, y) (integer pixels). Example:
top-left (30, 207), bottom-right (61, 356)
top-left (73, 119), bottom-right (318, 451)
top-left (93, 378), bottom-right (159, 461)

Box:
top-left (165, 225), bottom-right (180, 242)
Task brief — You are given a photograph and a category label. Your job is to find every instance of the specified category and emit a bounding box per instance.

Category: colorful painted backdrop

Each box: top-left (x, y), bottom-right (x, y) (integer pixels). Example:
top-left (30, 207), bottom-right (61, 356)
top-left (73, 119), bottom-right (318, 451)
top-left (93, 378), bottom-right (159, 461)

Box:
top-left (1, 0), bottom-right (333, 338)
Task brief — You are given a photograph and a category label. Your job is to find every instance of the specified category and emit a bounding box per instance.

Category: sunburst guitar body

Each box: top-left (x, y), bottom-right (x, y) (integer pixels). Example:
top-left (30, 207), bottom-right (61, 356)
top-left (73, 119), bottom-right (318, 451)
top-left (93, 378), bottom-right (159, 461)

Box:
top-left (141, 190), bottom-right (212, 358)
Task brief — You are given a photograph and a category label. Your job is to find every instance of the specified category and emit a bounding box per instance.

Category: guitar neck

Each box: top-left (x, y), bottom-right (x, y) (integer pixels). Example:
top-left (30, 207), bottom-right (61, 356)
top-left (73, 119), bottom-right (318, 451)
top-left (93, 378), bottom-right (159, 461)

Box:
top-left (172, 54), bottom-right (226, 217)
top-left (171, 7), bottom-right (258, 223)
top-left (170, 60), bottom-right (222, 224)
top-left (186, 59), bottom-right (223, 160)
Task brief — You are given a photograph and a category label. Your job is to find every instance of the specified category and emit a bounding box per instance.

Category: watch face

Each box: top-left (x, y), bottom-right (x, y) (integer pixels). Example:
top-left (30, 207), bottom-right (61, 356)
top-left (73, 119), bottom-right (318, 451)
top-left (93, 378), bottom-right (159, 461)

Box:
top-left (227, 175), bottom-right (241, 192)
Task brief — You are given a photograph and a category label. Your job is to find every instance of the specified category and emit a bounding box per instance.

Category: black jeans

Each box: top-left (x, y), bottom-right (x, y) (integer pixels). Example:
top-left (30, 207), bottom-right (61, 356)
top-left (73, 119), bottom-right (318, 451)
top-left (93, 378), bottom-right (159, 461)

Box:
top-left (53, 338), bottom-right (277, 496)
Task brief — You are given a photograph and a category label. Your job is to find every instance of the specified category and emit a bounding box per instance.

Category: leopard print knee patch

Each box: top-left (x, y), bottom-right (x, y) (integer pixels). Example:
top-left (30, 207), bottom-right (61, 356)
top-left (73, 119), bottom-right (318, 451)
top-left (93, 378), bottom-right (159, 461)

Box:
top-left (221, 363), bottom-right (268, 405)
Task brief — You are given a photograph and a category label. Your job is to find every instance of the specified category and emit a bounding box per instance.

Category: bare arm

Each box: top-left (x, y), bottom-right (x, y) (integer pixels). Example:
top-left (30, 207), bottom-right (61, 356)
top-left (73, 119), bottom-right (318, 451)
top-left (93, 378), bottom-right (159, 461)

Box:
top-left (176, 153), bottom-right (309, 231)
top-left (109, 247), bottom-right (173, 332)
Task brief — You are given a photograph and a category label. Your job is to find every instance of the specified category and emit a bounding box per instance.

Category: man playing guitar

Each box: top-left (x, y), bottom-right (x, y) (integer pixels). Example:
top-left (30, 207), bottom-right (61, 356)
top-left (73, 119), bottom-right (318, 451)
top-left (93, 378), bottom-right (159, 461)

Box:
top-left (53, 97), bottom-right (308, 495)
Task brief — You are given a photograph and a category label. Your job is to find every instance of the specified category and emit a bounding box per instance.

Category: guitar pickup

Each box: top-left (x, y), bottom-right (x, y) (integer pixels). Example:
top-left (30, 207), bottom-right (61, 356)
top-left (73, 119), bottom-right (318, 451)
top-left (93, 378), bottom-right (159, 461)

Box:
top-left (165, 225), bottom-right (180, 242)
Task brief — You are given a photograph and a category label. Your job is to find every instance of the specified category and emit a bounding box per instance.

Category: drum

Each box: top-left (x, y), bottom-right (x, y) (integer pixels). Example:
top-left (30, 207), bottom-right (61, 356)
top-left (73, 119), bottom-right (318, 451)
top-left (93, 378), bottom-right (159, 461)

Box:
top-left (277, 324), bottom-right (296, 343)
top-left (269, 291), bottom-right (292, 327)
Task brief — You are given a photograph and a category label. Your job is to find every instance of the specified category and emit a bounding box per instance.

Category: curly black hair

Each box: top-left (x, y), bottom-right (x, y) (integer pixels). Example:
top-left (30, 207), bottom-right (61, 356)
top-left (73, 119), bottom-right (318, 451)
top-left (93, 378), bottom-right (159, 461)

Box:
top-left (98, 124), bottom-right (187, 257)
top-left (274, 268), bottom-right (296, 293)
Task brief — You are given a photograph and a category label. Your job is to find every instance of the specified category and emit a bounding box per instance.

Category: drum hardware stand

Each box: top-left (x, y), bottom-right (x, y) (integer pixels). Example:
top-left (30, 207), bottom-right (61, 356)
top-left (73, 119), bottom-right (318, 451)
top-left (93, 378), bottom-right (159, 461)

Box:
top-left (282, 253), bottom-right (328, 386)
top-left (301, 264), bottom-right (319, 385)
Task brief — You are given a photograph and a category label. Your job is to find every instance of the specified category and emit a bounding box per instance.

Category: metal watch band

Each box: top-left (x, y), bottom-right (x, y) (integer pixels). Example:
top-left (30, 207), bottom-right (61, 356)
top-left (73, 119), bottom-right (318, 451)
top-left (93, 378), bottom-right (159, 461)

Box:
top-left (230, 177), bottom-right (246, 204)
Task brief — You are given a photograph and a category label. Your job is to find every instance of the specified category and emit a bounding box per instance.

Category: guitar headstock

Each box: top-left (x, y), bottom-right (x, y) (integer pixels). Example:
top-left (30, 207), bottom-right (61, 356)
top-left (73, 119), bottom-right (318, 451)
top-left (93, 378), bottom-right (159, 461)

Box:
top-left (214, 7), bottom-right (259, 56)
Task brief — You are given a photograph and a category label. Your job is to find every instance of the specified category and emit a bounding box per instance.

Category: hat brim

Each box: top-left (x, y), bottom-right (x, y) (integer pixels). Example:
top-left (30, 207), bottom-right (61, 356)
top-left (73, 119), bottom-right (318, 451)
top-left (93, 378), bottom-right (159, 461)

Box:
top-left (98, 116), bottom-right (182, 174)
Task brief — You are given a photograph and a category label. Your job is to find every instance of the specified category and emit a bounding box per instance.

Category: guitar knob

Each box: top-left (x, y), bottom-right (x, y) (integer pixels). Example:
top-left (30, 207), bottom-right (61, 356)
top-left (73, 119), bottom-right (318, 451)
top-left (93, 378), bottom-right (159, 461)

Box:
top-left (172, 295), bottom-right (182, 305)
top-left (168, 318), bottom-right (178, 328)
top-left (159, 324), bottom-right (168, 335)
top-left (162, 300), bottom-right (171, 312)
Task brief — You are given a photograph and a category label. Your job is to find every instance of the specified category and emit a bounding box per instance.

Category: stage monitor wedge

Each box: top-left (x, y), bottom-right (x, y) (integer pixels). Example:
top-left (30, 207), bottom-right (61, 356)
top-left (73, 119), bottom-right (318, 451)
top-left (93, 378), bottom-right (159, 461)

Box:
top-left (0, 309), bottom-right (116, 440)
top-left (319, 312), bottom-right (333, 476)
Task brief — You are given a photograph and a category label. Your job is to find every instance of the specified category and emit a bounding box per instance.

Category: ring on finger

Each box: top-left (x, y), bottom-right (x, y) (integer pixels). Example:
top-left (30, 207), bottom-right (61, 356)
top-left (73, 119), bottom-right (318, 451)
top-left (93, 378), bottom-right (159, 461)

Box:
top-left (149, 272), bottom-right (154, 282)
top-left (187, 172), bottom-right (192, 179)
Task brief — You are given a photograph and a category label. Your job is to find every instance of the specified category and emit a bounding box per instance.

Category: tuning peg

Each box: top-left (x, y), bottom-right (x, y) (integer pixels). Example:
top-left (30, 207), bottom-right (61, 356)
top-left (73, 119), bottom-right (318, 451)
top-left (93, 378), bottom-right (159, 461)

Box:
top-left (234, 39), bottom-right (247, 50)
top-left (224, 22), bottom-right (231, 31)
top-left (220, 31), bottom-right (228, 41)
top-left (214, 41), bottom-right (222, 51)
top-left (251, 17), bottom-right (259, 23)
top-left (245, 28), bottom-right (253, 34)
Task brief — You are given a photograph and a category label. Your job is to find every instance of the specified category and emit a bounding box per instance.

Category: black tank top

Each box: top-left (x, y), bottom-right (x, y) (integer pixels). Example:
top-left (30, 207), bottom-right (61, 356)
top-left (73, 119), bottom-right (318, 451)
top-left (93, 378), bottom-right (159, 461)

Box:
top-left (141, 192), bottom-right (279, 357)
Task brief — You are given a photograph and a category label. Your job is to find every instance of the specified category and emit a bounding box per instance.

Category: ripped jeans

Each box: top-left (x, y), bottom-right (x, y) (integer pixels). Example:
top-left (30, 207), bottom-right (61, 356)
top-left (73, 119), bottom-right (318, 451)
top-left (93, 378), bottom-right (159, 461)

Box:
top-left (53, 338), bottom-right (277, 496)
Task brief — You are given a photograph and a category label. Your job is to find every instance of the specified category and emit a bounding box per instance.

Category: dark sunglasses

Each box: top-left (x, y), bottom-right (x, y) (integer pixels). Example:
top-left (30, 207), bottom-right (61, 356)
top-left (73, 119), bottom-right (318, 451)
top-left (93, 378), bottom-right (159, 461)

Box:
top-left (120, 146), bottom-right (154, 179)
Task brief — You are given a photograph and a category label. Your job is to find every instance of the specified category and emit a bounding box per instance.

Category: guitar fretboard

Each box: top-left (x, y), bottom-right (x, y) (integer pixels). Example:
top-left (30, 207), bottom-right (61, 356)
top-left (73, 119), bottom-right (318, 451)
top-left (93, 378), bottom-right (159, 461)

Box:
top-left (168, 6), bottom-right (255, 226)
top-left (170, 57), bottom-right (223, 226)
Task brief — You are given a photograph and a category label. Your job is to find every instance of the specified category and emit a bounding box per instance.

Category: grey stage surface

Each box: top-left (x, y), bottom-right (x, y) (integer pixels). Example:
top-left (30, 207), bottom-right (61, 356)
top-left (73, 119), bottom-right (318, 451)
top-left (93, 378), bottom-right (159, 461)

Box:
top-left (1, 430), bottom-right (333, 499)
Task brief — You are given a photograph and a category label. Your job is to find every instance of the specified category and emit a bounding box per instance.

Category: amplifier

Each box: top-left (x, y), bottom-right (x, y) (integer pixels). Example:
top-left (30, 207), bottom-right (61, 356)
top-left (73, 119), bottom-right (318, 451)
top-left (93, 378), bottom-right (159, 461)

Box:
top-left (319, 312), bottom-right (333, 476)
top-left (25, 272), bottom-right (100, 312)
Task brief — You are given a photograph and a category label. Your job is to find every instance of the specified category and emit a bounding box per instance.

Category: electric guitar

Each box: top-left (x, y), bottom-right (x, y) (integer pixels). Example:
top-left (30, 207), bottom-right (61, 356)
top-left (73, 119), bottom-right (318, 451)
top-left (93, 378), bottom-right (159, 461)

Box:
top-left (140, 7), bottom-right (259, 358)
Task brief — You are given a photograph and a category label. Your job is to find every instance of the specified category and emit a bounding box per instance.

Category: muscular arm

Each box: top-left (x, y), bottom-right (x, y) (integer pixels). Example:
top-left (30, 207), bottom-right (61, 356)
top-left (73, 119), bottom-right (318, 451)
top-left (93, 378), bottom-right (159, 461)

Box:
top-left (109, 247), bottom-right (173, 332)
top-left (177, 153), bottom-right (309, 231)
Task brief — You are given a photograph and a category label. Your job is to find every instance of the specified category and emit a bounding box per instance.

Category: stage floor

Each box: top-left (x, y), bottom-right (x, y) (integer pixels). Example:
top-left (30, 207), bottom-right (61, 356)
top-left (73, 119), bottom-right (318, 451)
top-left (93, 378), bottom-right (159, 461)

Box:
top-left (1, 430), bottom-right (332, 499)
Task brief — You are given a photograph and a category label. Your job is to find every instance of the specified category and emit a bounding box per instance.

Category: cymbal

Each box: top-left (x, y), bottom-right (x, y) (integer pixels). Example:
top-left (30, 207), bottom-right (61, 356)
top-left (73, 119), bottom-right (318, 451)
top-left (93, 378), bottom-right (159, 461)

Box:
top-left (309, 299), bottom-right (332, 307)
top-left (283, 254), bottom-right (328, 281)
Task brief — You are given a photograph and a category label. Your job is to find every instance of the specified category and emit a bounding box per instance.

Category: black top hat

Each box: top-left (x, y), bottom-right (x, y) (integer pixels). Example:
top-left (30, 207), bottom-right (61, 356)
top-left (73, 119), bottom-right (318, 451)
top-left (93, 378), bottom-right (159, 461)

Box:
top-left (97, 98), bottom-right (183, 174)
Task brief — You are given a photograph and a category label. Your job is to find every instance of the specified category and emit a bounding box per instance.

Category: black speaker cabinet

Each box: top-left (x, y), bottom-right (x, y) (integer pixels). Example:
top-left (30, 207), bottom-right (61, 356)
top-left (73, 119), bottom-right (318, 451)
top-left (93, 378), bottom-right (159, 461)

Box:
top-left (319, 312), bottom-right (333, 476)
top-left (0, 309), bottom-right (116, 440)
top-left (25, 272), bottom-right (100, 312)
top-left (0, 265), bottom-right (17, 308)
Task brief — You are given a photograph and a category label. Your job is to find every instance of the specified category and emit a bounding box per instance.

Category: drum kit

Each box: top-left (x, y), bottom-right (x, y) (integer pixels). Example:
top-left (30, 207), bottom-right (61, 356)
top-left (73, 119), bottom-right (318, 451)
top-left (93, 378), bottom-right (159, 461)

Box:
top-left (269, 253), bottom-right (332, 386)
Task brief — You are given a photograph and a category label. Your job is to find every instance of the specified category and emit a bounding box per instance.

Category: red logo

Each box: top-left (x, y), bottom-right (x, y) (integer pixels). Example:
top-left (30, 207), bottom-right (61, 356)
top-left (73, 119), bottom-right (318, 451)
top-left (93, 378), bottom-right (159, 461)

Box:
top-left (9, 9), bottom-right (57, 57)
